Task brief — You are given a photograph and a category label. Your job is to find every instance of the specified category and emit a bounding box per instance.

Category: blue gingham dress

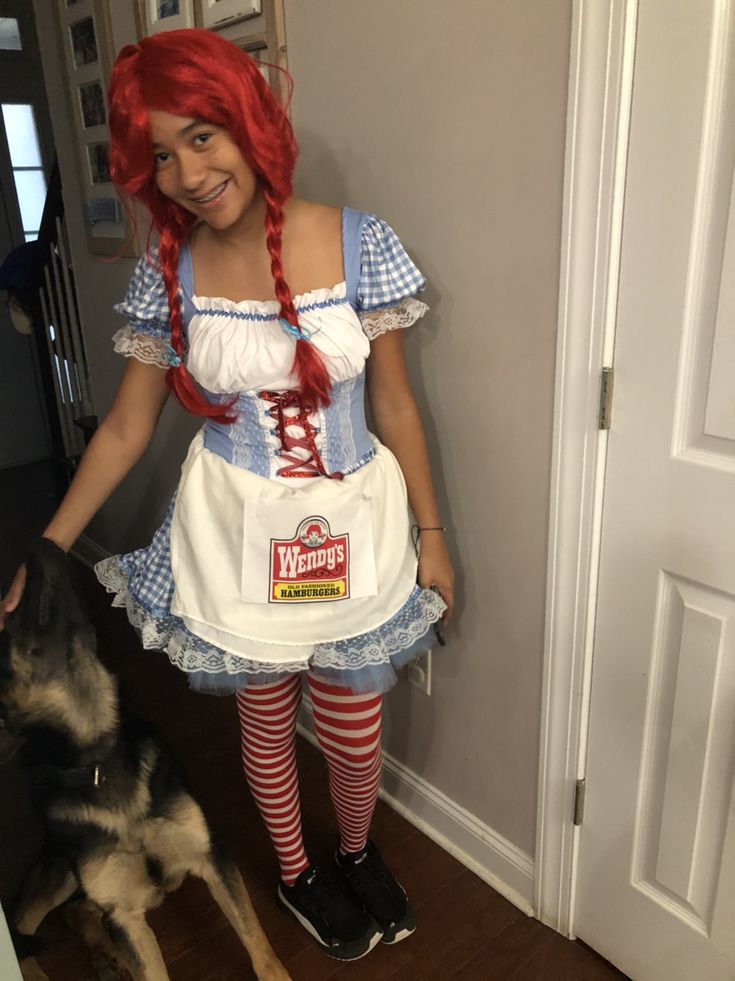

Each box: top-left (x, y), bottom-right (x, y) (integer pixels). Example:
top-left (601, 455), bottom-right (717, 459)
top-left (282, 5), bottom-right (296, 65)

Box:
top-left (96, 211), bottom-right (445, 694)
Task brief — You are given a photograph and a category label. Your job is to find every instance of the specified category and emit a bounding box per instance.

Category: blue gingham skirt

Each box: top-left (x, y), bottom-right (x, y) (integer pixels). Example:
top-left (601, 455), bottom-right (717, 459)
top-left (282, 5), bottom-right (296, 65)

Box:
top-left (95, 497), bottom-right (444, 695)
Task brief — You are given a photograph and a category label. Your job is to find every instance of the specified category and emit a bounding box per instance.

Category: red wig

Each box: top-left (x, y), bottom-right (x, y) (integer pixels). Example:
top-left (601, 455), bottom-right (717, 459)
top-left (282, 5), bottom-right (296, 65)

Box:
top-left (107, 29), bottom-right (331, 421)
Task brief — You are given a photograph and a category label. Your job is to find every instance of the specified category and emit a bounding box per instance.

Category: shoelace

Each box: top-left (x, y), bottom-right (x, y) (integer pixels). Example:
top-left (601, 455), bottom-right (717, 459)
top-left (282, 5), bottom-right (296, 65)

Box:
top-left (346, 855), bottom-right (390, 888)
top-left (259, 390), bottom-right (343, 480)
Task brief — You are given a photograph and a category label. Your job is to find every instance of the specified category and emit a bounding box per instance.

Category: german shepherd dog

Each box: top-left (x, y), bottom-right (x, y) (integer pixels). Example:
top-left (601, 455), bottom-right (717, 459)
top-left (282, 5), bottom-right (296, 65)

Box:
top-left (0, 539), bottom-right (290, 981)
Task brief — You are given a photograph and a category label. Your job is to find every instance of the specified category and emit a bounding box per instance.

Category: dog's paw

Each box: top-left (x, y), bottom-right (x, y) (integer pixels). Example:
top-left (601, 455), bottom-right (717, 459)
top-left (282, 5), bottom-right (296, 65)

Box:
top-left (91, 951), bottom-right (127, 980)
top-left (19, 957), bottom-right (50, 981)
top-left (11, 930), bottom-right (45, 959)
top-left (258, 960), bottom-right (292, 981)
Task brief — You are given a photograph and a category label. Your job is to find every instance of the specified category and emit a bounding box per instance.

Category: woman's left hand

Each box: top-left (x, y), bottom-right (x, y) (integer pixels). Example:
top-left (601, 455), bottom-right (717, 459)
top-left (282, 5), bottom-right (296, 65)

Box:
top-left (417, 532), bottom-right (455, 623)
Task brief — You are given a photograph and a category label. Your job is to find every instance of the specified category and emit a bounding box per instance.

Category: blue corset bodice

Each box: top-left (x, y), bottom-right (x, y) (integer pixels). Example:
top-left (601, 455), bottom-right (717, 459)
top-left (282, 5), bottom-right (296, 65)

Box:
top-left (202, 372), bottom-right (375, 480)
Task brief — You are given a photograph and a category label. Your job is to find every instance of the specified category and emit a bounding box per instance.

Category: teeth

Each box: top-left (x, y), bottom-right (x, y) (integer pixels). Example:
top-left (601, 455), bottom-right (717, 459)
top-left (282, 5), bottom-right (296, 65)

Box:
top-left (195, 181), bottom-right (226, 203)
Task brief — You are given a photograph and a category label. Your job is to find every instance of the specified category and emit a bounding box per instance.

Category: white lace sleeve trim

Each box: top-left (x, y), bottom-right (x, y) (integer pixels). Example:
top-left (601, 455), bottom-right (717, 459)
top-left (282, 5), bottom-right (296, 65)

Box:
top-left (358, 297), bottom-right (429, 341)
top-left (112, 326), bottom-right (170, 369)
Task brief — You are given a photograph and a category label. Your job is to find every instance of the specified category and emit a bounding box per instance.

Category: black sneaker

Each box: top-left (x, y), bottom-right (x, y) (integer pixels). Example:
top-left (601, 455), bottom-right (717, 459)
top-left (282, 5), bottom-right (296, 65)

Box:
top-left (277, 865), bottom-right (382, 960)
top-left (336, 840), bottom-right (416, 944)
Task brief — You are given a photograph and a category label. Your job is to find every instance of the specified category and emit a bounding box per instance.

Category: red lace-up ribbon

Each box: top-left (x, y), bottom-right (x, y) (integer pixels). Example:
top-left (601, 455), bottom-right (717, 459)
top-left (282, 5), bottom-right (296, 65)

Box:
top-left (259, 390), bottom-right (344, 480)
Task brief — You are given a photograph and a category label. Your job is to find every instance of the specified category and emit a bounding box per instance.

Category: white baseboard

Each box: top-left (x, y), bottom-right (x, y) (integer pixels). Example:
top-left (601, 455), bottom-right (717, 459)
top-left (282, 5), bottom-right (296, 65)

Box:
top-left (71, 534), bottom-right (110, 569)
top-left (297, 704), bottom-right (535, 917)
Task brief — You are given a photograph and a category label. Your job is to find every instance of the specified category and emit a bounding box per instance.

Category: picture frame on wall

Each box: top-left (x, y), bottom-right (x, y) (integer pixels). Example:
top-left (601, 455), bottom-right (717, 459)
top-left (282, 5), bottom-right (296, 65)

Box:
top-left (199, 0), bottom-right (261, 31)
top-left (78, 80), bottom-right (106, 128)
top-left (56, 0), bottom-right (140, 256)
top-left (228, 30), bottom-right (269, 84)
top-left (136, 0), bottom-right (195, 36)
top-left (87, 141), bottom-right (111, 184)
top-left (221, 3), bottom-right (289, 104)
top-left (69, 15), bottom-right (98, 67)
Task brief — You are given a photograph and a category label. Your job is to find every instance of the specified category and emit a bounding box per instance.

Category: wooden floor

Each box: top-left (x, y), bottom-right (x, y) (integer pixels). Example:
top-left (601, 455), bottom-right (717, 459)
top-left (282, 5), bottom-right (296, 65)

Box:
top-left (0, 463), bottom-right (629, 980)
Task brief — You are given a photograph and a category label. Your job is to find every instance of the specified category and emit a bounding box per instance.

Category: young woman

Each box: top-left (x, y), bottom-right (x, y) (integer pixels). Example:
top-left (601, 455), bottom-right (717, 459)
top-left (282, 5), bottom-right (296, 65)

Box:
top-left (1, 29), bottom-right (454, 961)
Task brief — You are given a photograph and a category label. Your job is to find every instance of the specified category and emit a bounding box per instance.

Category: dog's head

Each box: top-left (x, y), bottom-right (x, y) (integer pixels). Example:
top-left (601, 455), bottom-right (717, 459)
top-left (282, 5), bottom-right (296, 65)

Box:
top-left (0, 539), bottom-right (117, 742)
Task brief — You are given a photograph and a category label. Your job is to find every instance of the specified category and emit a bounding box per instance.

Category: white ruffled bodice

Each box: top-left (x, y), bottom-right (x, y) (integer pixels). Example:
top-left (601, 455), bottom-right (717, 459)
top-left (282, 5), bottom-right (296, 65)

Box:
top-left (186, 282), bottom-right (371, 394)
top-left (112, 211), bottom-right (430, 385)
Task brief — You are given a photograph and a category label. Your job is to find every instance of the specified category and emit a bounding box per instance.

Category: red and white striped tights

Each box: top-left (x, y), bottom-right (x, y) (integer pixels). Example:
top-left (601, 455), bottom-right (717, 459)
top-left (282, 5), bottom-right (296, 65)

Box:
top-left (235, 674), bottom-right (382, 886)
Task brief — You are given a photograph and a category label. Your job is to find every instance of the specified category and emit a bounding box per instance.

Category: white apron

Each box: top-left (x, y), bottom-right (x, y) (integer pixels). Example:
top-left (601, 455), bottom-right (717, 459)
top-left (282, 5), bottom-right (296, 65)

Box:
top-left (169, 432), bottom-right (418, 666)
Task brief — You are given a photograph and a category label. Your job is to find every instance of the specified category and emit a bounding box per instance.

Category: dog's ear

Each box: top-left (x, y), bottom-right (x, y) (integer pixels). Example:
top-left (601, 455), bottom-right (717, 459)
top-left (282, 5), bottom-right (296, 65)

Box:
top-left (24, 538), bottom-right (90, 635)
top-left (26, 538), bottom-right (69, 629)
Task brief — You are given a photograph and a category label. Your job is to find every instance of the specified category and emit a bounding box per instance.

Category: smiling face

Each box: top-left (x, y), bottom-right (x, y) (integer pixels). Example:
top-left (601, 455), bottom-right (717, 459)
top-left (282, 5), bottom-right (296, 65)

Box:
top-left (148, 109), bottom-right (259, 232)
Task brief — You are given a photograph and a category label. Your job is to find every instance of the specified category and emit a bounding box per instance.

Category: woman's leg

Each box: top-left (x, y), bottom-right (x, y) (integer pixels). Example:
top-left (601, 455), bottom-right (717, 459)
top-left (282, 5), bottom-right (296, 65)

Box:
top-left (235, 675), bottom-right (309, 886)
top-left (237, 675), bottom-right (382, 959)
top-left (306, 675), bottom-right (383, 856)
top-left (307, 673), bottom-right (415, 944)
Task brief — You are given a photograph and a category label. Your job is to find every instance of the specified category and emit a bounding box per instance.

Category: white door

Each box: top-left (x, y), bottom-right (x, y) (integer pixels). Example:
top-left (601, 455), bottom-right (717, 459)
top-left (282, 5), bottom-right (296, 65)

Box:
top-left (574, 3), bottom-right (735, 980)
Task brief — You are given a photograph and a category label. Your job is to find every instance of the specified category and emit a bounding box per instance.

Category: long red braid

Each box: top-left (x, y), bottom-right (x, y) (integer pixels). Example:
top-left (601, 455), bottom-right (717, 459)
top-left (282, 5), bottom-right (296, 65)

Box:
top-left (108, 29), bottom-right (331, 421)
top-left (263, 188), bottom-right (331, 407)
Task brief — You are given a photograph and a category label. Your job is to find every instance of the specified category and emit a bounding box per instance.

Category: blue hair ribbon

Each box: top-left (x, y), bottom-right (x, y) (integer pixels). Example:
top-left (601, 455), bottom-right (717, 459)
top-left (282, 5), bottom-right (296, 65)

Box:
top-left (163, 344), bottom-right (182, 368)
top-left (278, 318), bottom-right (320, 342)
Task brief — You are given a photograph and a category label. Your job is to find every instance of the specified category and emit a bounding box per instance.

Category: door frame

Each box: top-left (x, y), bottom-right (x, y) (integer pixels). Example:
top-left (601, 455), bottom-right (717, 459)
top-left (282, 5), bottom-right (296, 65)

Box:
top-left (534, 0), bottom-right (638, 936)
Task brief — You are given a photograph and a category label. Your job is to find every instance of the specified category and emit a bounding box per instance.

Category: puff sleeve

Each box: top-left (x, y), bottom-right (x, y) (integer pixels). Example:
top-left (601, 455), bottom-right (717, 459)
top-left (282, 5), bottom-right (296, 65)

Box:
top-left (111, 246), bottom-right (172, 368)
top-left (356, 215), bottom-right (429, 341)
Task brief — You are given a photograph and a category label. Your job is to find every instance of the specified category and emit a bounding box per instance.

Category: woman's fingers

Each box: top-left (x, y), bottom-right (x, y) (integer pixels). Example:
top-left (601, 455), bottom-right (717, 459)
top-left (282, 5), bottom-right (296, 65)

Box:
top-left (417, 549), bottom-right (455, 624)
top-left (435, 580), bottom-right (454, 622)
top-left (0, 565), bottom-right (27, 631)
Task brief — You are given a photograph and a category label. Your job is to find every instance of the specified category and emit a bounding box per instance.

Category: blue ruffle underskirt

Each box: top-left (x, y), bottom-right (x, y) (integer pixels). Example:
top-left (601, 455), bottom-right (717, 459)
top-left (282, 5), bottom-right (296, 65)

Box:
top-left (185, 625), bottom-right (436, 695)
top-left (95, 556), bottom-right (443, 696)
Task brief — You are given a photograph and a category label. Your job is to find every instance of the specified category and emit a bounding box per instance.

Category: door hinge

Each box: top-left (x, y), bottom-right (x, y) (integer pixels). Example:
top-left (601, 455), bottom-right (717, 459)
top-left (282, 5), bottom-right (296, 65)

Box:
top-left (573, 778), bottom-right (586, 826)
top-left (598, 367), bottom-right (614, 430)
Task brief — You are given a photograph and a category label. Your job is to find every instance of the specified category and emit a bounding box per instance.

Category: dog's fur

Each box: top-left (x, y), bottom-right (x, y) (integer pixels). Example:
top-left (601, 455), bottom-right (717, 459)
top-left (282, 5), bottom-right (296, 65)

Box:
top-left (0, 539), bottom-right (289, 981)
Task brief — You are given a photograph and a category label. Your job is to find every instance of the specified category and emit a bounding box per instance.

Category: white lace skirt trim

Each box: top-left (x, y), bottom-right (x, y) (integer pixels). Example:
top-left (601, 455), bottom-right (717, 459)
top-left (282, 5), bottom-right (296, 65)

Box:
top-left (96, 554), bottom-right (446, 676)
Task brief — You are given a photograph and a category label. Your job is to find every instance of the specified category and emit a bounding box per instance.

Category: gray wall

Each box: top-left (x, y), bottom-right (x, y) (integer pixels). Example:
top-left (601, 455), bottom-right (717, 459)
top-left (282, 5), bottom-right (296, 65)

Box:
top-left (34, 0), bottom-right (571, 859)
top-left (284, 0), bottom-right (571, 855)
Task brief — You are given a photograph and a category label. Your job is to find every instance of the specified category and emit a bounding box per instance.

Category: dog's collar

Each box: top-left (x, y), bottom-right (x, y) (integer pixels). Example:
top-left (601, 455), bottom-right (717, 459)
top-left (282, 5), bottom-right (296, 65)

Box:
top-left (49, 761), bottom-right (106, 789)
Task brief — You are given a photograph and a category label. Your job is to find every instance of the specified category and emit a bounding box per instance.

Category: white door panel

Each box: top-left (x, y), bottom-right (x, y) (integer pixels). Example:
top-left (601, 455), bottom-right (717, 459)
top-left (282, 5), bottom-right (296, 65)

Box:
top-left (704, 168), bottom-right (735, 443)
top-left (575, 3), bottom-right (735, 979)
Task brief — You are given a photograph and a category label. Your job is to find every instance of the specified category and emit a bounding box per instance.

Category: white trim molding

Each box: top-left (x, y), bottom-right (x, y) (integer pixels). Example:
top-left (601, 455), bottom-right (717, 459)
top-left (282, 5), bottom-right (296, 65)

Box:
top-left (535, 0), bottom-right (638, 936)
top-left (297, 708), bottom-right (534, 916)
top-left (380, 751), bottom-right (534, 915)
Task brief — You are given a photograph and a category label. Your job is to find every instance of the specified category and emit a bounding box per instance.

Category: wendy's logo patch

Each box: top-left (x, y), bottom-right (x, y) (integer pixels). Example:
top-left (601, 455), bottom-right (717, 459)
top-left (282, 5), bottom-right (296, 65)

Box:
top-left (269, 516), bottom-right (349, 602)
top-left (299, 519), bottom-right (328, 549)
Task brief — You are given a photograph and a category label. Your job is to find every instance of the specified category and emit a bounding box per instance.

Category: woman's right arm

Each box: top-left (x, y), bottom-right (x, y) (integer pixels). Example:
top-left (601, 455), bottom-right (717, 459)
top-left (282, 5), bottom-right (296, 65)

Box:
top-left (44, 358), bottom-right (170, 550)
top-left (0, 358), bottom-right (170, 624)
